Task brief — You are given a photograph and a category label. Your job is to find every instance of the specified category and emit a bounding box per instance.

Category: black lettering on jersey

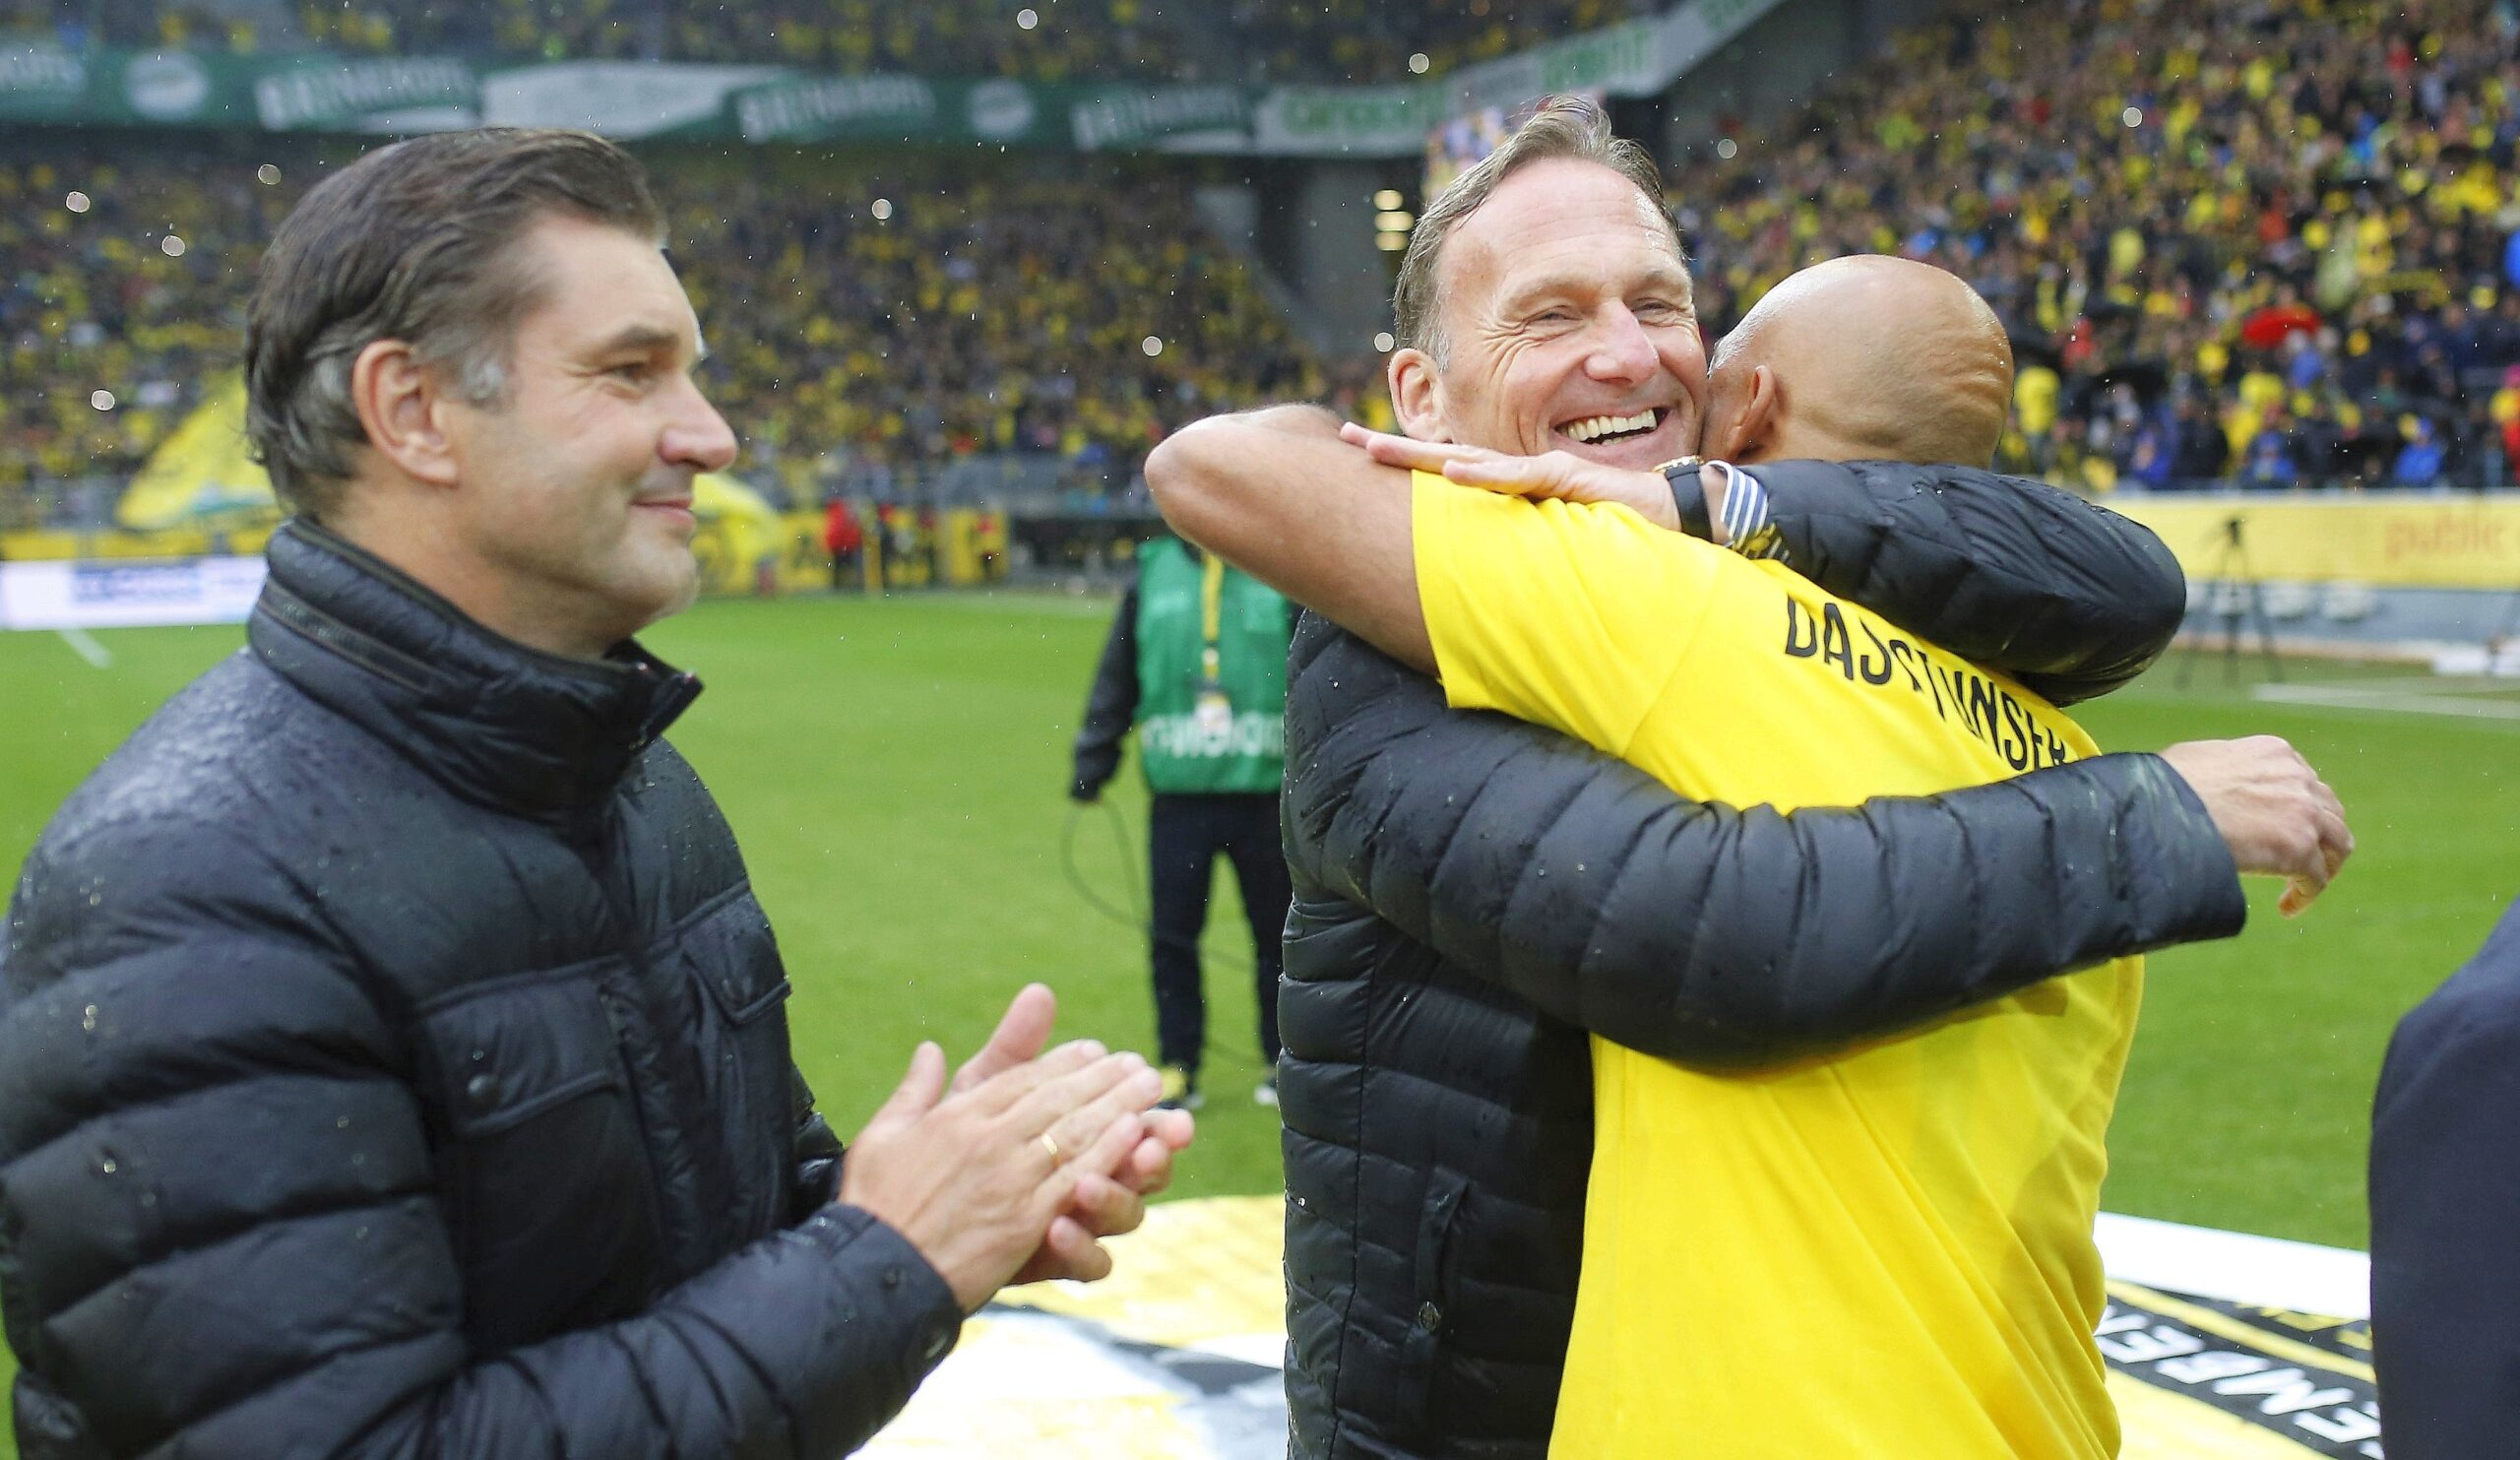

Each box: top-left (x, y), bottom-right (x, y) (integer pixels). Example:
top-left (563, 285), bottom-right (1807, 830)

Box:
top-left (1784, 599), bottom-right (1818, 658)
top-left (1776, 600), bottom-right (2079, 770)
top-left (1966, 673), bottom-right (1999, 741)
top-left (1858, 622), bottom-right (1895, 686)
top-left (1922, 659), bottom-right (1953, 720)
top-left (1997, 690), bottom-right (2031, 770)
top-left (1820, 603), bottom-right (1855, 681)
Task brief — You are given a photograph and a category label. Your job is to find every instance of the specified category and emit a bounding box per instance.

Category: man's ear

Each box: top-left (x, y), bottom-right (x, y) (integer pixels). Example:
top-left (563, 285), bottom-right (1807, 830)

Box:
top-left (1388, 349), bottom-right (1451, 442)
top-left (349, 339), bottom-right (461, 488)
top-left (1715, 363), bottom-right (1782, 463)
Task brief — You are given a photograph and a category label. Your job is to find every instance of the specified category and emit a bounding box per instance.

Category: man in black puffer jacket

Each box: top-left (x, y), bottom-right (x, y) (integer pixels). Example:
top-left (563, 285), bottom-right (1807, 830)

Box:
top-left (0, 130), bottom-right (1184, 1460)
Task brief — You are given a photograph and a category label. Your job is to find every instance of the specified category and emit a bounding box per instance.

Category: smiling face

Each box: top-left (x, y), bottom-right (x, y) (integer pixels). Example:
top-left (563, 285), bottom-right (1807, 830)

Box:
top-left (438, 214), bottom-right (737, 656)
top-left (1392, 158), bottom-right (1706, 469)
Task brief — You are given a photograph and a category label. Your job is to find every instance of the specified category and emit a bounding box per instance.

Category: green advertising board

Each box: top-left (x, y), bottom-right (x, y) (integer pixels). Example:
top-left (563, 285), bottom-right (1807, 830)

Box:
top-left (0, 0), bottom-right (1787, 153)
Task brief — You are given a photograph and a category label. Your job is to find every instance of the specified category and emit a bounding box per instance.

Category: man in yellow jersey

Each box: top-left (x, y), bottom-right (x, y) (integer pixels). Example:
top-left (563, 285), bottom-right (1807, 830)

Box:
top-left (1149, 102), bottom-right (2352, 1457)
top-left (1368, 254), bottom-right (2162, 1457)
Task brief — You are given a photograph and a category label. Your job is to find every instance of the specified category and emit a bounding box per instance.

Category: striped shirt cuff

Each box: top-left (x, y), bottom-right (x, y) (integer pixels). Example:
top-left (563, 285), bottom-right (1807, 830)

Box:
top-left (1711, 461), bottom-right (1788, 563)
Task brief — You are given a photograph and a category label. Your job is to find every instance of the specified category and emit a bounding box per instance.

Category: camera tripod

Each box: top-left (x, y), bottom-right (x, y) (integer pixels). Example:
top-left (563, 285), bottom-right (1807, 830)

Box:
top-left (2176, 515), bottom-right (2284, 688)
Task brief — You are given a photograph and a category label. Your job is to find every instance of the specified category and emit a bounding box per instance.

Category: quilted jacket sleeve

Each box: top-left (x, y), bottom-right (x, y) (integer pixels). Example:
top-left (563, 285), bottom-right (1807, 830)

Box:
top-left (790, 1064), bottom-right (847, 1218)
top-left (1282, 616), bottom-right (2245, 1067)
top-left (1747, 460), bottom-right (2187, 705)
top-left (0, 818), bottom-right (957, 1460)
top-left (1069, 581), bottom-right (1141, 800)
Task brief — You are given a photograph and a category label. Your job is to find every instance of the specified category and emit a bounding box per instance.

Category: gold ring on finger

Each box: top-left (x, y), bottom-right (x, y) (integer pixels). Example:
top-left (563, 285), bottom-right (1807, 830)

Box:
top-left (1040, 1130), bottom-right (1062, 1164)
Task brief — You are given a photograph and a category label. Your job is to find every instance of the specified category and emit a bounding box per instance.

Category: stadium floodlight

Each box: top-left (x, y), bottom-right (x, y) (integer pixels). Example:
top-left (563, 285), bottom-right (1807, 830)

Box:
top-left (1375, 230), bottom-right (1409, 252)
top-left (1373, 189), bottom-right (1404, 211)
top-left (1375, 210), bottom-right (1415, 231)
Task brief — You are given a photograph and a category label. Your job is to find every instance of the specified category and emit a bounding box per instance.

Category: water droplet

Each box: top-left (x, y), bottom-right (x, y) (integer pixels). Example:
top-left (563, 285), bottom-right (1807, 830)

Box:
top-left (81, 1004), bottom-right (97, 1032)
top-left (160, 234), bottom-right (185, 258)
top-left (88, 392), bottom-right (114, 413)
top-left (256, 163), bottom-right (281, 185)
top-left (64, 190), bottom-right (90, 213)
top-left (98, 1156), bottom-right (117, 1174)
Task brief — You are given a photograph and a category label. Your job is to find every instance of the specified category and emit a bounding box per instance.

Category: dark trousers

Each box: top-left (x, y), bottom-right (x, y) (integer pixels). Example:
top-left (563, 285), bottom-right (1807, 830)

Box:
top-left (1148, 792), bottom-right (1291, 1076)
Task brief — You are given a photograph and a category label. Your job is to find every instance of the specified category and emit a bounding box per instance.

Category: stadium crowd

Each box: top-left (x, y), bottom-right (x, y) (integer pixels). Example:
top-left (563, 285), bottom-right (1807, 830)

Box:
top-left (16, 0), bottom-right (2520, 520)
top-left (0, 147), bottom-right (1322, 527)
top-left (1679, 0), bottom-right (2520, 490)
top-left (4, 0), bottom-right (1654, 83)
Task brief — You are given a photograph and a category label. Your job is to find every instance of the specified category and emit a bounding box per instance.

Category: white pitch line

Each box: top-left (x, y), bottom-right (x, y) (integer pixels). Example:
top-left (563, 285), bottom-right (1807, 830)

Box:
top-left (56, 627), bottom-right (112, 668)
top-left (2253, 682), bottom-right (2520, 721)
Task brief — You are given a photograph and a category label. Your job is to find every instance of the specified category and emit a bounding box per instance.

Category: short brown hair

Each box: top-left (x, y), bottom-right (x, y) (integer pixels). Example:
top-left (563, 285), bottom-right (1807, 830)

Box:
top-left (244, 128), bottom-right (665, 519)
top-left (1392, 97), bottom-right (1682, 361)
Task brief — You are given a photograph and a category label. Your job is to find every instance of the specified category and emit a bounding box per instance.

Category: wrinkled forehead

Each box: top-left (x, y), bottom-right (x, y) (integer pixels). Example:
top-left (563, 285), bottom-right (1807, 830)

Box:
top-left (1442, 161), bottom-right (1688, 312)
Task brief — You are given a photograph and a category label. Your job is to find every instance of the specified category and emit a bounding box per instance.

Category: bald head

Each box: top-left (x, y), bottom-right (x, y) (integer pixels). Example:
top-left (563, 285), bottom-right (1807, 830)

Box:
top-left (1704, 255), bottom-right (2013, 468)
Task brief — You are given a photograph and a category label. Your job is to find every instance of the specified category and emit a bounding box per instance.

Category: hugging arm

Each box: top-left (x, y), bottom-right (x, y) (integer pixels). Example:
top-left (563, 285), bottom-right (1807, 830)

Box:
top-left (1282, 615), bottom-right (2244, 1066)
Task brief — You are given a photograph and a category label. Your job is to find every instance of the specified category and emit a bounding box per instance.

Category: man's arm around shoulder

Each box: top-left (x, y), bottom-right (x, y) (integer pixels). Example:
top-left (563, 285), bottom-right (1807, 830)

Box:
top-left (1146, 405), bottom-right (1433, 672)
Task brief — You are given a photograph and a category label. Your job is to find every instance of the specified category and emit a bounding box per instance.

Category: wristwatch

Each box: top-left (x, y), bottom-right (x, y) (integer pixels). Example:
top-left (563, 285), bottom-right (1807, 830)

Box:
top-left (1655, 456), bottom-right (1713, 540)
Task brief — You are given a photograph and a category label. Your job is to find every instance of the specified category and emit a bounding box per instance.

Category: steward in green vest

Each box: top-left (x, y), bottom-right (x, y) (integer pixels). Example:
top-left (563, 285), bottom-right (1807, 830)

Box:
top-left (1072, 538), bottom-right (1294, 1111)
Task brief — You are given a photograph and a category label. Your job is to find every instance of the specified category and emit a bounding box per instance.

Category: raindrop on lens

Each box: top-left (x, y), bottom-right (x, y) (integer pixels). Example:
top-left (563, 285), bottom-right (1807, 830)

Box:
top-left (257, 163), bottom-right (281, 185)
top-left (1373, 331), bottom-right (1396, 352)
top-left (90, 389), bottom-right (115, 411)
top-left (1141, 336), bottom-right (1164, 356)
top-left (1017, 7), bottom-right (1039, 28)
top-left (98, 1156), bottom-right (117, 1174)
top-left (64, 190), bottom-right (91, 214)
top-left (160, 235), bottom-right (185, 257)
top-left (2122, 106), bottom-right (2143, 127)
top-left (1715, 138), bottom-right (1738, 159)
top-left (1408, 52), bottom-right (1430, 74)
top-left (871, 197), bottom-right (894, 221)
top-left (81, 1004), bottom-right (97, 1032)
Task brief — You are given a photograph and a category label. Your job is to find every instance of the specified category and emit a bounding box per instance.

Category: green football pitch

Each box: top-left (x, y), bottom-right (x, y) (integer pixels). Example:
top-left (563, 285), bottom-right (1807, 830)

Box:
top-left (3, 592), bottom-right (2515, 1440)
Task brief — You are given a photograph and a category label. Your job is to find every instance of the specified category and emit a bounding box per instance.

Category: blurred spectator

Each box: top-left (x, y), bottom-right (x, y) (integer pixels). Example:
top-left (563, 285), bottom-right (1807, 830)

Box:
top-left (2395, 415), bottom-right (2449, 484)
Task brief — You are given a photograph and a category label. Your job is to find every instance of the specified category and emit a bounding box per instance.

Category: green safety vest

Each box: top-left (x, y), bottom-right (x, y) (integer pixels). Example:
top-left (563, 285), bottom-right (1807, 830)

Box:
top-left (1133, 539), bottom-right (1290, 794)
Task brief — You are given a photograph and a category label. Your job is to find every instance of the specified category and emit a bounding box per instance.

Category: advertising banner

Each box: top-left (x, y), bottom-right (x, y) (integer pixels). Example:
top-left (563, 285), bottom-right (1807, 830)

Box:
top-left (3, 0), bottom-right (1790, 155)
top-left (2114, 494), bottom-right (2520, 591)
top-left (0, 556), bottom-right (266, 630)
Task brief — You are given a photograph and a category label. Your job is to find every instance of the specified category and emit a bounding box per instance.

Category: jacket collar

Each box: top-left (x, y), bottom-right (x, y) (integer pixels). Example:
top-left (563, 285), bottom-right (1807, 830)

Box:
top-left (247, 519), bottom-right (703, 821)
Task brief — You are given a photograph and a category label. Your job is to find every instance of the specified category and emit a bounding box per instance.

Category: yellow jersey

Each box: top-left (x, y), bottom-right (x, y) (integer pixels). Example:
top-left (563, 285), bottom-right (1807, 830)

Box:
top-left (1412, 476), bottom-right (2142, 1459)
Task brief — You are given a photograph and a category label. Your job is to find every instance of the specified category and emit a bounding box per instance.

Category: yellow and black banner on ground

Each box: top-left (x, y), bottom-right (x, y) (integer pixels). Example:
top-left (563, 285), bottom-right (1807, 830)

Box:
top-left (876, 1198), bottom-right (2388, 1458)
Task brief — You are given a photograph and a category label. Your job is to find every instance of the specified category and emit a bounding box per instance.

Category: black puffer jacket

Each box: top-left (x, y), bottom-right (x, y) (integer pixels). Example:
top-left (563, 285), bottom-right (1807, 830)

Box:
top-left (1278, 463), bottom-right (2251, 1458)
top-left (0, 524), bottom-right (960, 1459)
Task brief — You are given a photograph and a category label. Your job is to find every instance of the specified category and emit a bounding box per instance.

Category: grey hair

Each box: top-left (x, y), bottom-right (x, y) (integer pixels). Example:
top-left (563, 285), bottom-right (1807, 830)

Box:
top-left (1392, 96), bottom-right (1682, 363)
top-left (244, 128), bottom-right (664, 519)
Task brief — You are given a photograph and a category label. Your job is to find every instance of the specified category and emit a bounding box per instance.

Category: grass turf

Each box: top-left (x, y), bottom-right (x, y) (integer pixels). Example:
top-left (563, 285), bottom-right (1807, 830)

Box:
top-left (3, 593), bottom-right (2514, 1442)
